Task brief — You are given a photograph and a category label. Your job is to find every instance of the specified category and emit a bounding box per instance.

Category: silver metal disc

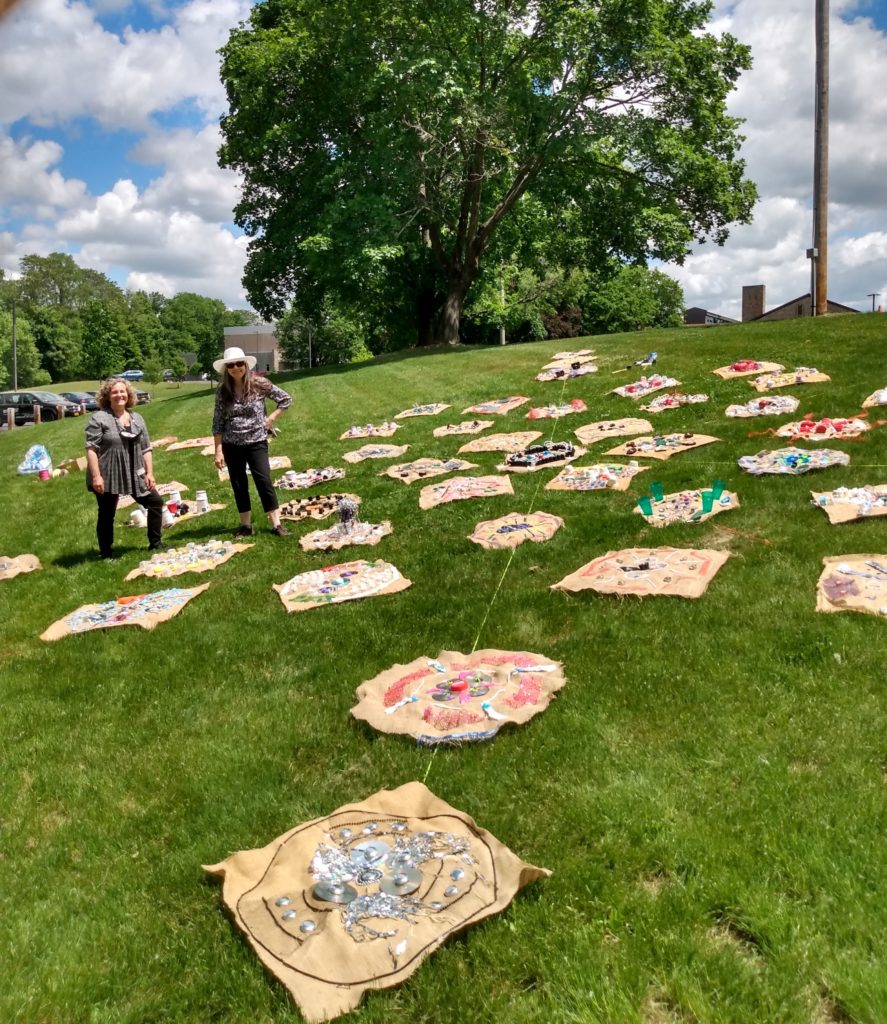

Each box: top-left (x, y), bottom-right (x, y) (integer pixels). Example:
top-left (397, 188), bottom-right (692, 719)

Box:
top-left (312, 881), bottom-right (358, 905)
top-left (379, 867), bottom-right (422, 896)
top-left (351, 839), bottom-right (390, 864)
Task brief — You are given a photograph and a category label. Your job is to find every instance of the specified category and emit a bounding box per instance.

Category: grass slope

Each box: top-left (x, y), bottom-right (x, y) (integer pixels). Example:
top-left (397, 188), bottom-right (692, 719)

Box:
top-left (1, 316), bottom-right (885, 1024)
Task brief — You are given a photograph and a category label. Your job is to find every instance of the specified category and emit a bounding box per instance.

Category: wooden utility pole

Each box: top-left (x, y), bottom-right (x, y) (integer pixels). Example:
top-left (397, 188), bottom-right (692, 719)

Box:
top-left (812, 0), bottom-right (829, 316)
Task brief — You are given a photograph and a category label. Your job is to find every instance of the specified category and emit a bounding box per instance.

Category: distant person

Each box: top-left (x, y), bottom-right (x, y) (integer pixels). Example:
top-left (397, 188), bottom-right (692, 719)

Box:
top-left (211, 346), bottom-right (292, 537)
top-left (85, 377), bottom-right (164, 559)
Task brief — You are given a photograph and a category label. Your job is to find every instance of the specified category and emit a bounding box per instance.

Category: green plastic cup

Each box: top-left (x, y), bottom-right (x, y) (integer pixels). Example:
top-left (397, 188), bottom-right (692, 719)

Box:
top-left (712, 479), bottom-right (726, 499)
top-left (700, 490), bottom-right (715, 514)
top-left (650, 481), bottom-right (664, 502)
top-left (636, 496), bottom-right (654, 516)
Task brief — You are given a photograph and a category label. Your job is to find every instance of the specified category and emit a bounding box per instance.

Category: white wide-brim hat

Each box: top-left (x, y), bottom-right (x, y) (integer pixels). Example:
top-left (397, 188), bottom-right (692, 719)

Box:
top-left (213, 346), bottom-right (257, 374)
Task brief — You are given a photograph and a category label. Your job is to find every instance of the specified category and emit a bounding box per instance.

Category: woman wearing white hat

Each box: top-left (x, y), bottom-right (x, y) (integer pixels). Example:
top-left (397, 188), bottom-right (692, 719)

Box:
top-left (211, 346), bottom-right (293, 537)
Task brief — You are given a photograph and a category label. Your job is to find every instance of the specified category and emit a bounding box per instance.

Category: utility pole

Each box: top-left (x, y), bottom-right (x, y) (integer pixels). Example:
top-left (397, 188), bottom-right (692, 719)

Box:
top-left (499, 263), bottom-right (506, 346)
top-left (11, 295), bottom-right (18, 389)
top-left (812, 0), bottom-right (829, 316)
top-left (867, 293), bottom-right (880, 312)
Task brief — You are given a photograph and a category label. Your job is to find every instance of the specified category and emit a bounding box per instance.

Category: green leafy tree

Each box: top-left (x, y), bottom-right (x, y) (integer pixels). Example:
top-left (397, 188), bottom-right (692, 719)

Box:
top-left (27, 305), bottom-right (83, 382)
top-left (159, 293), bottom-right (228, 375)
top-left (18, 253), bottom-right (124, 312)
top-left (219, 0), bottom-right (756, 345)
top-left (80, 300), bottom-right (127, 380)
top-left (277, 301), bottom-right (371, 369)
top-left (582, 265), bottom-right (685, 334)
top-left (0, 309), bottom-right (50, 387)
top-left (142, 356), bottom-right (164, 385)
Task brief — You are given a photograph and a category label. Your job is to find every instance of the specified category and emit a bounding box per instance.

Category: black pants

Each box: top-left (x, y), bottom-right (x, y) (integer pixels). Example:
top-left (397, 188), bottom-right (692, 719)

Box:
top-left (222, 441), bottom-right (279, 514)
top-left (95, 490), bottom-right (163, 556)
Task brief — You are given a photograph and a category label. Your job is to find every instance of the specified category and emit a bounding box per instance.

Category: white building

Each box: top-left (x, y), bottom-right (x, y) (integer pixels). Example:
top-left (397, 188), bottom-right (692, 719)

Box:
top-left (222, 323), bottom-right (281, 372)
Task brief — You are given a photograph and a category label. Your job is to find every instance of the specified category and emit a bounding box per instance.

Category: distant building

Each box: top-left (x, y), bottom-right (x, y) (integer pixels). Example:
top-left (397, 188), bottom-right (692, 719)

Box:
top-left (223, 323), bottom-right (281, 372)
top-left (684, 306), bottom-right (738, 326)
top-left (742, 285), bottom-right (859, 321)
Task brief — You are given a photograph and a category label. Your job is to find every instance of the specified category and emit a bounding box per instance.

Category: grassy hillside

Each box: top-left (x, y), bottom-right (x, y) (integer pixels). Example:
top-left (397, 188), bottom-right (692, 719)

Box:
top-left (1, 315), bottom-right (885, 1023)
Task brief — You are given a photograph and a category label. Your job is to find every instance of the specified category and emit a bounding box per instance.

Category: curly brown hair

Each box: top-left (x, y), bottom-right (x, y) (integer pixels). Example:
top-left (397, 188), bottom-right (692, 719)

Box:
top-left (96, 378), bottom-right (137, 411)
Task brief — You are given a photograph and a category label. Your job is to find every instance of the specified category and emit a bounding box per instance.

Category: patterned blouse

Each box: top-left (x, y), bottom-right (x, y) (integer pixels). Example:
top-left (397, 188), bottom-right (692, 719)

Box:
top-left (85, 410), bottom-right (153, 497)
top-left (212, 380), bottom-right (292, 446)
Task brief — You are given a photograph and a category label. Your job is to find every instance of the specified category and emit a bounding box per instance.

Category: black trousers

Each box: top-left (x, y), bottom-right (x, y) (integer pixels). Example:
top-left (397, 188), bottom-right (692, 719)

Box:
top-left (222, 441), bottom-right (279, 514)
top-left (95, 489), bottom-right (163, 556)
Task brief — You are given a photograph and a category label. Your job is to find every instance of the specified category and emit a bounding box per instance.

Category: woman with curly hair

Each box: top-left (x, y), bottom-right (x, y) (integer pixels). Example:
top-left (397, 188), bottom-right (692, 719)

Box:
top-left (211, 347), bottom-right (293, 536)
top-left (85, 377), bottom-right (164, 559)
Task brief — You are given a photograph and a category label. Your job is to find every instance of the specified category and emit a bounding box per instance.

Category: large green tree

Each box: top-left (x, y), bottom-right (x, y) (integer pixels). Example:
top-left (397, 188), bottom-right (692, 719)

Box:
top-left (219, 0), bottom-right (756, 345)
top-left (582, 265), bottom-right (685, 334)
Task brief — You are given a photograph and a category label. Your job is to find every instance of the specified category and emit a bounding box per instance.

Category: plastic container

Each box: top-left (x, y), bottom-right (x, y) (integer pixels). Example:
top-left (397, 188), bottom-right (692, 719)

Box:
top-left (195, 489), bottom-right (209, 513)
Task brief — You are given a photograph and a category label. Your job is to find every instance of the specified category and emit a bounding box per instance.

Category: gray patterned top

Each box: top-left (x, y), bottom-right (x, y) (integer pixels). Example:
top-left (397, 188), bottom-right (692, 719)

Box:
top-left (85, 410), bottom-right (153, 497)
top-left (211, 380), bottom-right (292, 445)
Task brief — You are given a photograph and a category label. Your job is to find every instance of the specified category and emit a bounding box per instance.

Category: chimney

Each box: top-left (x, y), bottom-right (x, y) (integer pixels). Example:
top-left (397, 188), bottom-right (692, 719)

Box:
top-left (742, 285), bottom-right (766, 322)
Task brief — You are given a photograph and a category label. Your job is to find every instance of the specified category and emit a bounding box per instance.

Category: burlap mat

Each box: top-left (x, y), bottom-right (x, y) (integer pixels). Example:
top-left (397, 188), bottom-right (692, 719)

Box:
top-left (342, 444), bottom-right (410, 463)
top-left (0, 554), bottom-right (42, 580)
top-left (274, 559), bottom-right (411, 612)
top-left (458, 431), bottom-right (541, 454)
top-left (775, 418), bottom-right (869, 441)
top-left (610, 375), bottom-right (679, 399)
top-left (383, 458), bottom-right (477, 484)
top-left (711, 360), bottom-right (783, 379)
top-left (816, 555), bottom-right (887, 616)
top-left (394, 403), bottom-right (451, 419)
top-left (535, 364), bottom-right (596, 382)
top-left (276, 468), bottom-right (345, 490)
top-left (545, 463), bottom-right (647, 492)
top-left (419, 475), bottom-right (513, 510)
top-left (40, 584), bottom-right (209, 641)
top-left (117, 481), bottom-right (188, 510)
top-left (604, 434), bottom-right (720, 461)
top-left (574, 418), bottom-right (652, 445)
top-left (339, 423), bottom-right (399, 440)
top-left (632, 490), bottom-right (739, 526)
top-left (737, 447), bottom-right (850, 476)
top-left (468, 512), bottom-right (564, 549)
top-left (166, 436), bottom-right (214, 451)
top-left (151, 436), bottom-right (178, 447)
top-left (811, 486), bottom-right (887, 524)
top-left (352, 649), bottom-right (566, 744)
top-left (496, 444), bottom-right (586, 473)
top-left (526, 399), bottom-right (587, 420)
top-left (461, 396), bottom-right (529, 415)
top-left (218, 456), bottom-right (290, 481)
top-left (750, 368), bottom-right (830, 392)
top-left (725, 396), bottom-right (799, 418)
top-left (124, 541), bottom-right (252, 580)
top-left (641, 393), bottom-right (709, 413)
top-left (862, 387), bottom-right (887, 408)
top-left (280, 494), bottom-right (362, 522)
top-left (552, 547), bottom-right (730, 598)
top-left (432, 420), bottom-right (494, 437)
top-left (299, 521), bottom-right (393, 552)
top-left (203, 781), bottom-right (550, 1022)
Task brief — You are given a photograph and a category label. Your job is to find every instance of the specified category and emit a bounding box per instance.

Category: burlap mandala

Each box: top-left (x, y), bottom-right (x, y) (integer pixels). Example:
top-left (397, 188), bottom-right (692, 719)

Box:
top-left (299, 521), bottom-right (393, 552)
top-left (605, 433), bottom-right (720, 461)
top-left (574, 418), bottom-right (653, 445)
top-left (633, 489), bottom-right (739, 526)
top-left (816, 555), bottom-right (887, 617)
top-left (738, 447), bottom-right (849, 475)
top-left (750, 367), bottom-right (830, 392)
top-left (419, 475), bottom-right (514, 510)
top-left (276, 468), bottom-right (345, 490)
top-left (725, 396), bottom-right (799, 418)
top-left (124, 540), bottom-right (253, 580)
top-left (458, 431), bottom-right (541, 454)
top-left (117, 481), bottom-right (188, 510)
top-left (343, 444), bottom-right (410, 463)
top-left (552, 547), bottom-right (730, 598)
top-left (0, 554), bottom-right (42, 580)
top-left (339, 422), bottom-right (399, 440)
top-left (611, 375), bottom-right (679, 399)
top-left (862, 387), bottom-right (887, 408)
top-left (203, 781), bottom-right (550, 1023)
top-left (352, 649), bottom-right (566, 744)
top-left (394, 403), bottom-right (451, 419)
top-left (497, 443), bottom-right (586, 473)
top-left (469, 511), bottom-right (564, 549)
top-left (280, 494), bottom-right (362, 522)
top-left (526, 399), bottom-right (587, 420)
top-left (274, 559), bottom-right (411, 612)
top-left (383, 457), bottom-right (477, 484)
top-left (40, 584), bottom-right (209, 641)
top-left (711, 360), bottom-right (784, 379)
top-left (775, 417), bottom-right (869, 441)
top-left (543, 350), bottom-right (595, 368)
top-left (545, 462), bottom-right (646, 491)
top-left (151, 436), bottom-right (177, 447)
top-left (432, 420), bottom-right (494, 437)
top-left (165, 436), bottom-right (214, 451)
top-left (462, 396), bottom-right (529, 415)
top-left (641, 393), bottom-right (709, 414)
top-left (219, 457), bottom-right (291, 481)
top-left (535, 364), bottom-right (596, 382)
top-left (811, 486), bottom-right (887, 524)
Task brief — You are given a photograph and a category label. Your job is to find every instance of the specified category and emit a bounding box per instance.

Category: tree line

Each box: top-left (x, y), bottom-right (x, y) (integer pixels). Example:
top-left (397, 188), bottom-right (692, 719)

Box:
top-left (0, 253), bottom-right (258, 388)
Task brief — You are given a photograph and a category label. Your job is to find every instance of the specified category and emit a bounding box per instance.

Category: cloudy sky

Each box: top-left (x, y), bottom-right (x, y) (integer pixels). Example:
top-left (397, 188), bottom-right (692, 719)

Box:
top-left (1, 0), bottom-right (886, 319)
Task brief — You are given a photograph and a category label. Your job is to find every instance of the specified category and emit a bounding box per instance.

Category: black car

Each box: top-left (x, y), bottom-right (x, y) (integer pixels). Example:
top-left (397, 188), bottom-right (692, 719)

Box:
top-left (0, 390), bottom-right (83, 424)
top-left (59, 391), bottom-right (100, 412)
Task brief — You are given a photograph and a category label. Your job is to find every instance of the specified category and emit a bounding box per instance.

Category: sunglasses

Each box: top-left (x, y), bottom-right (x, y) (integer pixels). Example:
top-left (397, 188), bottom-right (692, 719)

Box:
top-left (227, 361), bottom-right (247, 368)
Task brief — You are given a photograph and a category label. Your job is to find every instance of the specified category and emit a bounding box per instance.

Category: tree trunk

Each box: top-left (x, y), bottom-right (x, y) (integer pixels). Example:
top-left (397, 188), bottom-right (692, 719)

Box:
top-left (435, 277), bottom-right (469, 345)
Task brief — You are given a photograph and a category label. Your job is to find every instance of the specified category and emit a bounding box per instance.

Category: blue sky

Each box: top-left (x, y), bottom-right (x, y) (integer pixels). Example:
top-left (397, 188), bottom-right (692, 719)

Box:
top-left (2, 0), bottom-right (887, 318)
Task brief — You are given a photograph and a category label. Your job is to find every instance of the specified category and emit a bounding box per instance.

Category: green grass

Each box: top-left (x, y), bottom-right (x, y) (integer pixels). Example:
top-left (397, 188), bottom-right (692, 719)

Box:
top-left (1, 317), bottom-right (885, 1023)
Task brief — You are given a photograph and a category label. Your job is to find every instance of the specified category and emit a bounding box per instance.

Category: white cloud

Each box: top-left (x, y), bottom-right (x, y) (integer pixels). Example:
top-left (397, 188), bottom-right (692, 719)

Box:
top-left (0, 133), bottom-right (88, 216)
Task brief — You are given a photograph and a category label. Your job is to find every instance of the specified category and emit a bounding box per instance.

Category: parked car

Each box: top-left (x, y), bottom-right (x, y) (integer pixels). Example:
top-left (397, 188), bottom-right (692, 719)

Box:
top-left (119, 369), bottom-right (144, 381)
top-left (0, 390), bottom-right (83, 424)
top-left (59, 390), bottom-right (99, 411)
